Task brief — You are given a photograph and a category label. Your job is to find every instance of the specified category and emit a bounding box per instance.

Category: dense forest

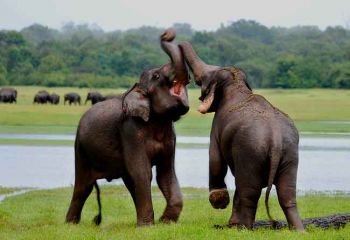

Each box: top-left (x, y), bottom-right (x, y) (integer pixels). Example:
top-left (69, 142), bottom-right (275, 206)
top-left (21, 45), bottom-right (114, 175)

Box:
top-left (1, 20), bottom-right (350, 88)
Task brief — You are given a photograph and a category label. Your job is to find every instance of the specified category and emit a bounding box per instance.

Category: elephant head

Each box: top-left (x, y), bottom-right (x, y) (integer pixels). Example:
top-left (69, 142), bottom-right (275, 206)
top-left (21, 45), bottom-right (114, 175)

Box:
top-left (179, 42), bottom-right (251, 114)
top-left (122, 29), bottom-right (189, 121)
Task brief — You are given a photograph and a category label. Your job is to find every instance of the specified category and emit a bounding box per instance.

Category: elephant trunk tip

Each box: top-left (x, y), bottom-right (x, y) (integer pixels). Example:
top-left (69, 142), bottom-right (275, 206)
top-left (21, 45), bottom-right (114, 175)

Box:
top-left (160, 28), bottom-right (176, 42)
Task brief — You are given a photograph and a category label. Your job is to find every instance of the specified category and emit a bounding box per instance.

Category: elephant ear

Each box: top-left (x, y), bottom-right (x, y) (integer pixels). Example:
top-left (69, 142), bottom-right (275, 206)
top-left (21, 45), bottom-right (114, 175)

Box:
top-left (122, 84), bottom-right (150, 122)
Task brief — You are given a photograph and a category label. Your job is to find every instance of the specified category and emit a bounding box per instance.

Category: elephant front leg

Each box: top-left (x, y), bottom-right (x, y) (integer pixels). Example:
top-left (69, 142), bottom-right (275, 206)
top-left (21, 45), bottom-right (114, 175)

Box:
top-left (156, 157), bottom-right (183, 223)
top-left (129, 170), bottom-right (154, 226)
top-left (209, 140), bottom-right (230, 209)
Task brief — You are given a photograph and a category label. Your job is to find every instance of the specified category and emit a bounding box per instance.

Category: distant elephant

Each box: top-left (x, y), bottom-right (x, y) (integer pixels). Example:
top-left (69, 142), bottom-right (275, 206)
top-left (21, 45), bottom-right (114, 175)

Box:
top-left (64, 93), bottom-right (81, 105)
top-left (0, 87), bottom-right (17, 103)
top-left (33, 90), bottom-right (50, 104)
top-left (180, 41), bottom-right (304, 231)
top-left (85, 92), bottom-right (104, 105)
top-left (65, 30), bottom-right (189, 227)
top-left (49, 93), bottom-right (60, 105)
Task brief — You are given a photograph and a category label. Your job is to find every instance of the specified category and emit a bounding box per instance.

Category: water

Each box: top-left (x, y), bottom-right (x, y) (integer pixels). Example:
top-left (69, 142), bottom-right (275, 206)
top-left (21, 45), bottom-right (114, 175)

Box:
top-left (0, 136), bottom-right (349, 191)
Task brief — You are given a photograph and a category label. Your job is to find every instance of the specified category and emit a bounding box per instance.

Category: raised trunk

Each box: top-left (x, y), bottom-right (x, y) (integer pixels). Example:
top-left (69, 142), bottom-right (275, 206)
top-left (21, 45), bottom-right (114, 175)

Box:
top-left (179, 41), bottom-right (219, 85)
top-left (160, 29), bottom-right (188, 87)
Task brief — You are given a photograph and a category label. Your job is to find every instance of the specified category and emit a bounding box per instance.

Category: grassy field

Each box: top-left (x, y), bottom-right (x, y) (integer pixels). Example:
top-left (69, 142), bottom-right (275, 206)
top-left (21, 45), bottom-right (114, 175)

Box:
top-left (0, 87), bottom-right (350, 137)
top-left (0, 186), bottom-right (349, 239)
top-left (0, 187), bottom-right (21, 195)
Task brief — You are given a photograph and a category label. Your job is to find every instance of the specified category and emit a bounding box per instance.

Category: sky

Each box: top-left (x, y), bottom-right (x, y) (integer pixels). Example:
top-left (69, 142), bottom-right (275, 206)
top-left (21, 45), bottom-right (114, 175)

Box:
top-left (0, 0), bottom-right (349, 31)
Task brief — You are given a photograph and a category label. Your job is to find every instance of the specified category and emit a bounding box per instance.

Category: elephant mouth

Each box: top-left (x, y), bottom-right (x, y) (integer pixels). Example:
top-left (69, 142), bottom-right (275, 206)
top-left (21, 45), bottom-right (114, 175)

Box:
top-left (170, 76), bottom-right (189, 96)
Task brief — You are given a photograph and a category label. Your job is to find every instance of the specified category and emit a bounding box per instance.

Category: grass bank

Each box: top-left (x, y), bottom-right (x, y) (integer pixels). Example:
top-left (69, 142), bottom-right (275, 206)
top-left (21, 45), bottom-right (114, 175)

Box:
top-left (0, 87), bottom-right (350, 136)
top-left (0, 186), bottom-right (349, 239)
top-left (0, 187), bottom-right (21, 195)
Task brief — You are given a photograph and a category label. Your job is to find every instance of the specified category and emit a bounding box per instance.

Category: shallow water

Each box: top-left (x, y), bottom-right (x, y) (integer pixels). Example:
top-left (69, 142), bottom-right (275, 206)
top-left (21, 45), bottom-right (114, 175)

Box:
top-left (0, 136), bottom-right (349, 191)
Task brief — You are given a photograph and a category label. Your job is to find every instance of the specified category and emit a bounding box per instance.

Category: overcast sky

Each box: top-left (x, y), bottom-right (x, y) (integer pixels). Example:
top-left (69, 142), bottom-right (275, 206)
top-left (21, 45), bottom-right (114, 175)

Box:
top-left (1, 0), bottom-right (349, 31)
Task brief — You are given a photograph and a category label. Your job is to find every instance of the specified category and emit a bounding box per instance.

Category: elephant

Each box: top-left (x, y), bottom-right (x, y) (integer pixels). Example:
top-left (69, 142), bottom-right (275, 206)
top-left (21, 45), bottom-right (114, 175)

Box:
top-left (64, 93), bottom-right (81, 105)
top-left (179, 41), bottom-right (304, 231)
top-left (33, 90), bottom-right (50, 104)
top-left (0, 87), bottom-right (17, 103)
top-left (49, 93), bottom-right (60, 105)
top-left (85, 92), bottom-right (104, 105)
top-left (65, 29), bottom-right (190, 227)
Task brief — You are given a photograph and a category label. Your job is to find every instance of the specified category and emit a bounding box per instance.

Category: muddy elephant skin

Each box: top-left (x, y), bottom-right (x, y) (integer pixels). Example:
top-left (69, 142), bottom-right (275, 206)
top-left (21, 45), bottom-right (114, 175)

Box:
top-left (180, 41), bottom-right (304, 231)
top-left (66, 29), bottom-right (189, 227)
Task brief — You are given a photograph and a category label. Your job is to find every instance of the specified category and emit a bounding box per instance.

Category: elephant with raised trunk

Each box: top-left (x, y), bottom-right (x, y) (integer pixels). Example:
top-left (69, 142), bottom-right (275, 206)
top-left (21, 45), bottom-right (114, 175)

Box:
top-left (179, 41), bottom-right (304, 231)
top-left (66, 29), bottom-right (189, 227)
top-left (0, 87), bottom-right (17, 103)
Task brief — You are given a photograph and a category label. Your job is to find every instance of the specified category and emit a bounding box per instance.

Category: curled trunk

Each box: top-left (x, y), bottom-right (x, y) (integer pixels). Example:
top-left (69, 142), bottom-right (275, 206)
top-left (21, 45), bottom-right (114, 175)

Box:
top-left (160, 29), bottom-right (188, 87)
top-left (179, 41), bottom-right (219, 85)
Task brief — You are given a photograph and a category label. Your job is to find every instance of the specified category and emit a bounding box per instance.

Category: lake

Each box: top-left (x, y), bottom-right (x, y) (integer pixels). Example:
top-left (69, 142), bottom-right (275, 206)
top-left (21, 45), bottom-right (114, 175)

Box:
top-left (0, 135), bottom-right (349, 192)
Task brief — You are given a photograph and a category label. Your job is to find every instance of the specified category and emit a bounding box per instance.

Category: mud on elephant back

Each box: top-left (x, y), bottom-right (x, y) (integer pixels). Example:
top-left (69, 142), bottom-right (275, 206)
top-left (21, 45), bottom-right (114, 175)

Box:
top-left (65, 29), bottom-right (190, 227)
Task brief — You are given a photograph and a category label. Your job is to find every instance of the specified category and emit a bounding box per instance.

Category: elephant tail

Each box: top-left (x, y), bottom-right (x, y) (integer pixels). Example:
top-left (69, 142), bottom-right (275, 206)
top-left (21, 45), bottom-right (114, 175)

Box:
top-left (265, 147), bottom-right (281, 224)
top-left (93, 181), bottom-right (102, 225)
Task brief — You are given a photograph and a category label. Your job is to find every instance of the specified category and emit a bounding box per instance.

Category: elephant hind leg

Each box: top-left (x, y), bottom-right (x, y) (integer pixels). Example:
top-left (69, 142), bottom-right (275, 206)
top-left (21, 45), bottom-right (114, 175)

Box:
top-left (229, 186), bottom-right (262, 229)
top-left (65, 174), bottom-right (94, 224)
top-left (275, 160), bottom-right (304, 231)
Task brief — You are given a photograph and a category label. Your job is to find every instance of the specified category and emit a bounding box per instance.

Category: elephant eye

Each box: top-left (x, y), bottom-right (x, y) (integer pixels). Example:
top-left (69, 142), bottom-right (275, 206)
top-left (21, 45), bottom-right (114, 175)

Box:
top-left (152, 73), bottom-right (160, 80)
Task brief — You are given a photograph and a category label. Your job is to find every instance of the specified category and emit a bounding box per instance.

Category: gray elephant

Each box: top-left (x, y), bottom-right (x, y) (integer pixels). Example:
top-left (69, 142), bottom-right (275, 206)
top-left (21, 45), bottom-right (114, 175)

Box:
top-left (49, 93), bottom-right (60, 105)
top-left (65, 30), bottom-right (189, 227)
top-left (179, 41), bottom-right (304, 231)
top-left (64, 93), bottom-right (81, 105)
top-left (0, 87), bottom-right (17, 103)
top-left (85, 92), bottom-right (104, 105)
top-left (33, 90), bottom-right (50, 104)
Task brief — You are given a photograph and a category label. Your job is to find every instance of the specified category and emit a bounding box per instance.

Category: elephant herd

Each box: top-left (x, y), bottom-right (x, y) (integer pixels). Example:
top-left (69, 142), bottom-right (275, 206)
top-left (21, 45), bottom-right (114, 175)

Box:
top-left (65, 29), bottom-right (305, 232)
top-left (0, 88), bottom-right (117, 105)
top-left (34, 91), bottom-right (118, 105)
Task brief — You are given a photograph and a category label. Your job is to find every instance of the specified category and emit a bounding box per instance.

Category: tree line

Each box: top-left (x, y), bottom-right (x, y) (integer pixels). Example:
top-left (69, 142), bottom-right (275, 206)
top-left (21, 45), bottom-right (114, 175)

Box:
top-left (1, 20), bottom-right (350, 89)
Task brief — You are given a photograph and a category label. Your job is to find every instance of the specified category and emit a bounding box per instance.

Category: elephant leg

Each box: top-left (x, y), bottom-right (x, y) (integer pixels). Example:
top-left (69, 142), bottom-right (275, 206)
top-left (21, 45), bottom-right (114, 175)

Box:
top-left (66, 176), bottom-right (94, 224)
top-left (133, 175), bottom-right (154, 226)
top-left (275, 158), bottom-right (304, 231)
top-left (228, 190), bottom-right (240, 224)
top-left (122, 174), bottom-right (136, 205)
top-left (229, 186), bottom-right (261, 229)
top-left (208, 140), bottom-right (229, 209)
top-left (126, 164), bottom-right (154, 226)
top-left (156, 157), bottom-right (183, 223)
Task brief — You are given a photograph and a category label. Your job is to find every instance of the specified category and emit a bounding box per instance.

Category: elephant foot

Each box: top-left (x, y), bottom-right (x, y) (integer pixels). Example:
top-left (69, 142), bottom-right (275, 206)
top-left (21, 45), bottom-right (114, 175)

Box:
top-left (65, 215), bottom-right (80, 224)
top-left (159, 214), bottom-right (179, 224)
top-left (209, 188), bottom-right (230, 209)
top-left (136, 220), bottom-right (154, 227)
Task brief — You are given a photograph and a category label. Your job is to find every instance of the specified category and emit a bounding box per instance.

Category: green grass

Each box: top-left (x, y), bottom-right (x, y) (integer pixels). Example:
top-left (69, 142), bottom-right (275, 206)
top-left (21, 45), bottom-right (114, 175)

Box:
top-left (0, 139), bottom-right (73, 145)
top-left (0, 187), bottom-right (21, 195)
top-left (0, 186), bottom-right (349, 239)
top-left (0, 87), bottom-right (350, 136)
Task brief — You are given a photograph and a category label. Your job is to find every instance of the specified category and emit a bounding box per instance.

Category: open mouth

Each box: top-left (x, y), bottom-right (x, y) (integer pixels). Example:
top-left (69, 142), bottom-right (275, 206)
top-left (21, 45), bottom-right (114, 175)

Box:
top-left (170, 78), bottom-right (188, 96)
